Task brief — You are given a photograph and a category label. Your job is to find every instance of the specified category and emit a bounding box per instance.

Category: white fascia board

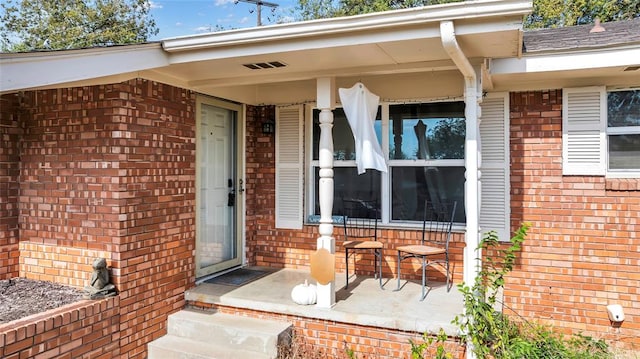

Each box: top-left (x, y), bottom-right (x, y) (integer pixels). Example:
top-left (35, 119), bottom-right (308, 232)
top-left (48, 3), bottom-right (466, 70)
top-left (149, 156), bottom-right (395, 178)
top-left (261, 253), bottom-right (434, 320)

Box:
top-left (491, 46), bottom-right (640, 75)
top-left (169, 19), bottom-right (524, 65)
top-left (0, 43), bottom-right (168, 93)
top-left (168, 25), bottom-right (441, 64)
top-left (162, 0), bottom-right (532, 53)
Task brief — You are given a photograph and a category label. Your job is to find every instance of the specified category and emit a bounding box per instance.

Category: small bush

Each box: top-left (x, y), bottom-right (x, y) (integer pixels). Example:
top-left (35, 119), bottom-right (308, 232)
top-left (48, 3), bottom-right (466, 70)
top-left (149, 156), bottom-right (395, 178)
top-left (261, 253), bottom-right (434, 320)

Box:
top-left (277, 333), bottom-right (327, 359)
top-left (414, 223), bottom-right (614, 359)
top-left (278, 333), bottom-right (356, 359)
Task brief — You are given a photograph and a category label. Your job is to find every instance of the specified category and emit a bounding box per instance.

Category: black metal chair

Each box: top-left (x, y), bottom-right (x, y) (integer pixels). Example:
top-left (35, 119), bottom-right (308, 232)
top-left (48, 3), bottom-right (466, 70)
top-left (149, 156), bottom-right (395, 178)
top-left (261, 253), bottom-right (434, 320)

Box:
top-left (395, 201), bottom-right (457, 301)
top-left (342, 199), bottom-right (383, 289)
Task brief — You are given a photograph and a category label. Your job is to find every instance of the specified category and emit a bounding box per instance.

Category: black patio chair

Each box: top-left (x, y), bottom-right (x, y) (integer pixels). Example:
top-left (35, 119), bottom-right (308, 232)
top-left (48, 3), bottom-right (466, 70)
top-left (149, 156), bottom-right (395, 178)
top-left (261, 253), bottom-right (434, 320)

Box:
top-left (341, 198), bottom-right (383, 289)
top-left (395, 200), bottom-right (457, 301)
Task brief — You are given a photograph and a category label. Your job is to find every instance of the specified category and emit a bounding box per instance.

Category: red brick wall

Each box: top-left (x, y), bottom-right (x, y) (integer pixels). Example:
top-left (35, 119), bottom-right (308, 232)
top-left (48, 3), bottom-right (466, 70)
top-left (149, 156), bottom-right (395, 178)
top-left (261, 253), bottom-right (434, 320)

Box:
top-left (249, 223), bottom-right (465, 282)
top-left (244, 105), bottom-right (277, 266)
top-left (14, 79), bottom-right (196, 358)
top-left (508, 90), bottom-right (640, 350)
top-left (19, 243), bottom-right (110, 287)
top-left (0, 94), bottom-right (22, 279)
top-left (110, 80), bottom-right (195, 358)
top-left (0, 297), bottom-right (119, 359)
top-left (189, 302), bottom-right (465, 359)
top-left (244, 105), bottom-right (465, 282)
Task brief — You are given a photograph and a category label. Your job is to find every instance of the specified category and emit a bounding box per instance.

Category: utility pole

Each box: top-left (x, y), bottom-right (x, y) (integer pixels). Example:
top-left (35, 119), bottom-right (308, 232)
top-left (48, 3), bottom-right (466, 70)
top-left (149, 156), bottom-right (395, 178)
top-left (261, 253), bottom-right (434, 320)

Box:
top-left (235, 0), bottom-right (279, 26)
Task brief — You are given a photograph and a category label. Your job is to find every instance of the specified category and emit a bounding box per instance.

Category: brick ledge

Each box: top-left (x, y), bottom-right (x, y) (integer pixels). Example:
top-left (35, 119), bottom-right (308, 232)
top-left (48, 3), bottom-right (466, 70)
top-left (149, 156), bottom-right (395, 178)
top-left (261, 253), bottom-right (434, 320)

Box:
top-left (0, 296), bottom-right (118, 332)
top-left (605, 178), bottom-right (640, 191)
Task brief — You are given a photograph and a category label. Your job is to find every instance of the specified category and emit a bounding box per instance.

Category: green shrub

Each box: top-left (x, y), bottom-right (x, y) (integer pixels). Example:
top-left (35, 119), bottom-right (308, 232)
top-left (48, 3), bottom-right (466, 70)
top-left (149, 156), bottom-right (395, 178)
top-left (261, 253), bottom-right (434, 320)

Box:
top-left (417, 223), bottom-right (613, 359)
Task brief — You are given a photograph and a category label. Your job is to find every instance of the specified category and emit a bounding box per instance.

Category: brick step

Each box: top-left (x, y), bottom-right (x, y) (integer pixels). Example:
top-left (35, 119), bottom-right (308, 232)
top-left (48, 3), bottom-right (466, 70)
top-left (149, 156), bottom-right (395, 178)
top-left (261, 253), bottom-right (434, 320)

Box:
top-left (148, 310), bottom-right (292, 359)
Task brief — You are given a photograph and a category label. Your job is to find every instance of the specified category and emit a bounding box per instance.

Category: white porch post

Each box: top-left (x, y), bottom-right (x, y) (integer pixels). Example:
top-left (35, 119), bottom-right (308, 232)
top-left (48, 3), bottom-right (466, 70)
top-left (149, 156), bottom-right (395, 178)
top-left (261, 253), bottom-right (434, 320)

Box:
top-left (462, 77), bottom-right (481, 287)
top-left (316, 77), bottom-right (336, 308)
top-left (461, 68), bottom-right (482, 359)
top-left (440, 21), bottom-right (481, 359)
top-left (440, 19), bottom-right (481, 290)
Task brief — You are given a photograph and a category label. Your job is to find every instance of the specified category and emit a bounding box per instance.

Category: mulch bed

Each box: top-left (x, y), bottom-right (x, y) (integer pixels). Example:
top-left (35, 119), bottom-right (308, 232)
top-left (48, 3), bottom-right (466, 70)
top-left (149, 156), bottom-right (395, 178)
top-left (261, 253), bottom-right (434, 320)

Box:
top-left (0, 278), bottom-right (85, 324)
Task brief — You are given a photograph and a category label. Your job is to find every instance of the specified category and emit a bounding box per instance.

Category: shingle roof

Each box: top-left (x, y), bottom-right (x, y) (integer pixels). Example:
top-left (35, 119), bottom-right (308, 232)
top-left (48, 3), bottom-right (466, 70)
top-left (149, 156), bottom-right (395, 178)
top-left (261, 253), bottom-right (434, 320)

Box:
top-left (523, 18), bottom-right (640, 53)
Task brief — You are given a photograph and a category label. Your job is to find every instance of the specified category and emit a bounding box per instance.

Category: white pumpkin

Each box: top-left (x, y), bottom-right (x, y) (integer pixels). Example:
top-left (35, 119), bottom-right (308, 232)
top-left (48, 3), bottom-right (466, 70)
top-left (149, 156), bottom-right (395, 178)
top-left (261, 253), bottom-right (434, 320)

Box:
top-left (291, 280), bottom-right (317, 305)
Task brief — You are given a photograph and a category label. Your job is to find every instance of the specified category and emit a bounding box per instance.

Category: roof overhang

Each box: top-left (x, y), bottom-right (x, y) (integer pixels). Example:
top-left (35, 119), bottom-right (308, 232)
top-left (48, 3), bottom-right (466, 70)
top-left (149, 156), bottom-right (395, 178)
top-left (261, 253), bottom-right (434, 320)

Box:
top-left (0, 43), bottom-right (167, 93)
top-left (1, 0), bottom-right (532, 103)
top-left (490, 45), bottom-right (640, 91)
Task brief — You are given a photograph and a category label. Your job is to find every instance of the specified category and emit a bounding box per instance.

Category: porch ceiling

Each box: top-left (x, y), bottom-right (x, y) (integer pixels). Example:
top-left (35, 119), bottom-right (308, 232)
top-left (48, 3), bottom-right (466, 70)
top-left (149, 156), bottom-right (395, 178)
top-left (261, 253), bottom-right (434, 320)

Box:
top-left (149, 30), bottom-right (519, 90)
top-left (147, 2), bottom-right (528, 103)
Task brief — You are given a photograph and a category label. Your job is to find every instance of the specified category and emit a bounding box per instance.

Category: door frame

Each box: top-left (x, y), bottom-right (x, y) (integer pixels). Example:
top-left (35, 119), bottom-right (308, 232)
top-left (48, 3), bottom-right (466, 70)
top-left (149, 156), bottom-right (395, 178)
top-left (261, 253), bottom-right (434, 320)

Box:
top-left (195, 95), bottom-right (245, 278)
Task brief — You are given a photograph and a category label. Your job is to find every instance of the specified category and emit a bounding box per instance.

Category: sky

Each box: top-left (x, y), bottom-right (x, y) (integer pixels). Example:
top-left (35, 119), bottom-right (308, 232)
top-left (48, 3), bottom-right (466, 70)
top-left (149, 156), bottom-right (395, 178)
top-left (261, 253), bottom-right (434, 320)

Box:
top-left (149, 0), bottom-right (299, 40)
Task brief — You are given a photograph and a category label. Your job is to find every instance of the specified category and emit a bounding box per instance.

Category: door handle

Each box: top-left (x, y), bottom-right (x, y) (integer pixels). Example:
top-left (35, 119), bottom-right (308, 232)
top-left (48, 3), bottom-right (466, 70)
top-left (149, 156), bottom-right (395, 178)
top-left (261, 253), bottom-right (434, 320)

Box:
top-left (228, 190), bottom-right (236, 207)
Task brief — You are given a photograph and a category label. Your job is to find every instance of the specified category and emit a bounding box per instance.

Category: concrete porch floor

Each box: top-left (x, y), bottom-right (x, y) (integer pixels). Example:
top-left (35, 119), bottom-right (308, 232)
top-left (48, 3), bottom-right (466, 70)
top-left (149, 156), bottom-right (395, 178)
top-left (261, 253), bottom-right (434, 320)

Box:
top-left (185, 267), bottom-right (464, 336)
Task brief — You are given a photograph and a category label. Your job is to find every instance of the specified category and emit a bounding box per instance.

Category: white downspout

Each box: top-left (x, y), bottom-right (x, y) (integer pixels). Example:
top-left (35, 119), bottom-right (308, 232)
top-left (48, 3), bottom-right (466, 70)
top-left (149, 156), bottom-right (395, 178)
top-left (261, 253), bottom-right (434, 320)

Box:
top-left (440, 20), bottom-right (481, 359)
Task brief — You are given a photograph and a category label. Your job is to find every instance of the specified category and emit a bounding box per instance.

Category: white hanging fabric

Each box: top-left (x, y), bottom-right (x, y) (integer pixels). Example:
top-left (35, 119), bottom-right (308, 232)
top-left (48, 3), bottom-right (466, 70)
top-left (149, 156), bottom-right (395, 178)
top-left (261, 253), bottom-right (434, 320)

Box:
top-left (338, 82), bottom-right (388, 174)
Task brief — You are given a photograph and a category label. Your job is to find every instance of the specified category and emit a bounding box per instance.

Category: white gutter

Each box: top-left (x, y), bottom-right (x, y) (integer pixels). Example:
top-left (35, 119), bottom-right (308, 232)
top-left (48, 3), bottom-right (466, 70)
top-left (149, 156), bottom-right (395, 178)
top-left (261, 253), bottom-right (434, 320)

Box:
top-left (440, 16), bottom-right (481, 316)
top-left (162, 0), bottom-right (532, 52)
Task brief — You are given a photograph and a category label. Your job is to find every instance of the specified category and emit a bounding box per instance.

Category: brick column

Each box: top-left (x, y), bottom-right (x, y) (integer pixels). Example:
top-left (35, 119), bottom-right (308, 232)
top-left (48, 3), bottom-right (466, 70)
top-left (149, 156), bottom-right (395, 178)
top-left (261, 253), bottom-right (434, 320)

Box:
top-left (0, 93), bottom-right (23, 279)
top-left (15, 79), bottom-right (196, 358)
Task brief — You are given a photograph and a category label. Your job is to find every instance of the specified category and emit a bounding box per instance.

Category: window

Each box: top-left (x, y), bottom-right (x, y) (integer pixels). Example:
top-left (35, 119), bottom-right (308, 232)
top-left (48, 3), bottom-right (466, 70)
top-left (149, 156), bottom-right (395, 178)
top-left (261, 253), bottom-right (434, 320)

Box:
top-left (311, 108), bottom-right (382, 217)
top-left (309, 102), bottom-right (466, 224)
top-left (607, 89), bottom-right (640, 171)
top-left (563, 87), bottom-right (640, 177)
top-left (388, 103), bottom-right (465, 223)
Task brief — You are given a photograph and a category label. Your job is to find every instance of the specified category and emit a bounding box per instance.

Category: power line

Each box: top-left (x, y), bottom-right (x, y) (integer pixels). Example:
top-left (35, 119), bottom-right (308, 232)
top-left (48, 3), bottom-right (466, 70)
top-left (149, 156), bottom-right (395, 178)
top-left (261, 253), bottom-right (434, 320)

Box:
top-left (234, 0), bottom-right (279, 26)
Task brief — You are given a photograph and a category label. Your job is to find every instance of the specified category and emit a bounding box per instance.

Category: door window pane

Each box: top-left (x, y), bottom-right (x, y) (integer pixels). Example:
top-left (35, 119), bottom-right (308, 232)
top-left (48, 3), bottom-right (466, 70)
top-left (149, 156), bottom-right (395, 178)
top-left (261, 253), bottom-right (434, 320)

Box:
top-left (198, 104), bottom-right (238, 275)
top-left (391, 166), bottom-right (465, 222)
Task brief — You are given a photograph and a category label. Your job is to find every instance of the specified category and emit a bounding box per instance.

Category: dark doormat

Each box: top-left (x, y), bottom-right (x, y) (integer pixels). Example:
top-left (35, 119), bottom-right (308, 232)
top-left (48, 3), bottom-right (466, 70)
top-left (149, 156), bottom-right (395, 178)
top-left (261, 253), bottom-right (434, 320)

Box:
top-left (204, 268), bottom-right (271, 286)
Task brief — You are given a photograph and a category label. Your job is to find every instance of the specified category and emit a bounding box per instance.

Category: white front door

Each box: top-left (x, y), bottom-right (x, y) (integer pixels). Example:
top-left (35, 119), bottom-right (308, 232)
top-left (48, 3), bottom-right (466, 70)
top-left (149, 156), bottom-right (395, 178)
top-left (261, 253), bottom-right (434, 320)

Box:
top-left (196, 98), bottom-right (243, 278)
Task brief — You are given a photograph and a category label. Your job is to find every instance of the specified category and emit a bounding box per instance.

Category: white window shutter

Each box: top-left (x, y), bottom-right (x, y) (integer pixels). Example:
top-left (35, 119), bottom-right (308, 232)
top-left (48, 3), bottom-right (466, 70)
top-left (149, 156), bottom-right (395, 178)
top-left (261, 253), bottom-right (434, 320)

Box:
top-left (562, 87), bottom-right (606, 175)
top-left (275, 105), bottom-right (304, 229)
top-left (480, 94), bottom-right (510, 241)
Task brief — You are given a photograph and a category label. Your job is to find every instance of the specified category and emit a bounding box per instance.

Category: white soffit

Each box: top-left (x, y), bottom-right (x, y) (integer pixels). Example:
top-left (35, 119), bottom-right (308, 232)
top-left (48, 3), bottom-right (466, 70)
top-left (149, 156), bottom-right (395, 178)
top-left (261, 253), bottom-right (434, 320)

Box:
top-left (492, 46), bottom-right (640, 74)
top-left (0, 43), bottom-right (167, 93)
top-left (490, 46), bottom-right (640, 90)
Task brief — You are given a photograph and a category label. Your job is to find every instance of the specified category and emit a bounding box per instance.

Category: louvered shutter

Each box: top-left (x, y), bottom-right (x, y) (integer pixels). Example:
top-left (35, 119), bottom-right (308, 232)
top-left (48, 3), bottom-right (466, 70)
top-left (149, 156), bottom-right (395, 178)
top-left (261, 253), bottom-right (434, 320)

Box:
top-left (562, 87), bottom-right (606, 175)
top-left (275, 105), bottom-right (304, 229)
top-left (480, 94), bottom-right (510, 241)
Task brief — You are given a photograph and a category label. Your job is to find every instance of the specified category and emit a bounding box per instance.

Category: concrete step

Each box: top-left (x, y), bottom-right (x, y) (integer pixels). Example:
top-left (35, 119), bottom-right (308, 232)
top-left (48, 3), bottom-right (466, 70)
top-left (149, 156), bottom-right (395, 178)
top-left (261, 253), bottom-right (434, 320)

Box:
top-left (148, 334), bottom-right (273, 359)
top-left (148, 310), bottom-right (292, 359)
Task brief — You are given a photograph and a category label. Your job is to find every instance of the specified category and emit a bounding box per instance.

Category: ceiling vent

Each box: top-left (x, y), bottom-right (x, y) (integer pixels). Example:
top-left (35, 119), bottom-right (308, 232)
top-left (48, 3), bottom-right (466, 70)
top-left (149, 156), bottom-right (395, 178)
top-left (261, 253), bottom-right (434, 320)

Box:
top-left (243, 61), bottom-right (287, 70)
